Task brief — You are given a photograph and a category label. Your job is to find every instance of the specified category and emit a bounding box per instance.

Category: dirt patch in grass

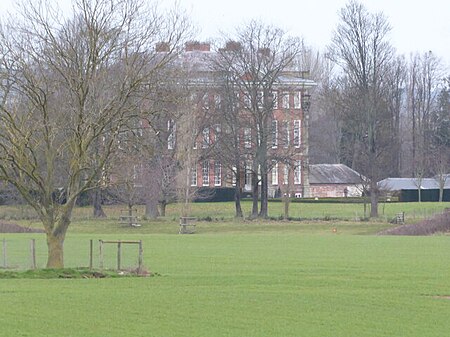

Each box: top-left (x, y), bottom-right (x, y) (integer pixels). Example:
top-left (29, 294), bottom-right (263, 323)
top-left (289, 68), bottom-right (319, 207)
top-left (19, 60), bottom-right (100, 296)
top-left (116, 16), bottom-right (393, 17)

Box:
top-left (0, 267), bottom-right (153, 279)
top-left (0, 222), bottom-right (44, 233)
top-left (379, 209), bottom-right (450, 236)
top-left (433, 295), bottom-right (450, 300)
top-left (0, 268), bottom-right (153, 279)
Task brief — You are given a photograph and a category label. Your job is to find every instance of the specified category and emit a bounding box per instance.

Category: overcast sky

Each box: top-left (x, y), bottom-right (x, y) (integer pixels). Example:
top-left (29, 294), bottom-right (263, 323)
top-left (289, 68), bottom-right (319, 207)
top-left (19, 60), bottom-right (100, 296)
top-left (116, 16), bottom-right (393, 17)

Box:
top-left (2, 0), bottom-right (449, 68)
top-left (184, 0), bottom-right (450, 68)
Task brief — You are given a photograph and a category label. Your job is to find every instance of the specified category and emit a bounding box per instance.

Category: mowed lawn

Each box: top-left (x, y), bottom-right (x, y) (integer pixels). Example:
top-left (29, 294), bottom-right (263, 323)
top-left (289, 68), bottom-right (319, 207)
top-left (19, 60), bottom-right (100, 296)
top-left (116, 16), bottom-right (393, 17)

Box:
top-left (1, 232), bottom-right (450, 336)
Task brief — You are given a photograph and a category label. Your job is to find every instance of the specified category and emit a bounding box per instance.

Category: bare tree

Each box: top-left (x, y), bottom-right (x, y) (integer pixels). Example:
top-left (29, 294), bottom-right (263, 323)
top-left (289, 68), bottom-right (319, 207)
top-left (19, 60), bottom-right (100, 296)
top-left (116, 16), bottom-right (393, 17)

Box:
top-left (309, 55), bottom-right (343, 165)
top-left (406, 52), bottom-right (443, 188)
top-left (213, 21), bottom-right (304, 218)
top-left (0, 0), bottom-right (190, 267)
top-left (328, 0), bottom-right (395, 217)
top-left (431, 76), bottom-right (450, 202)
top-left (384, 56), bottom-right (407, 177)
top-left (206, 61), bottom-right (249, 218)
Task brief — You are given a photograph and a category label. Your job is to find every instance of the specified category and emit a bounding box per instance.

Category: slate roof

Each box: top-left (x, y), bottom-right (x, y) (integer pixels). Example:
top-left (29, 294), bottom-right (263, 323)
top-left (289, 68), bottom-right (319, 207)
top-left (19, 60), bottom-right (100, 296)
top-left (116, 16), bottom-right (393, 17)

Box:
top-left (309, 164), bottom-right (363, 184)
top-left (378, 177), bottom-right (450, 190)
top-left (172, 49), bottom-right (316, 88)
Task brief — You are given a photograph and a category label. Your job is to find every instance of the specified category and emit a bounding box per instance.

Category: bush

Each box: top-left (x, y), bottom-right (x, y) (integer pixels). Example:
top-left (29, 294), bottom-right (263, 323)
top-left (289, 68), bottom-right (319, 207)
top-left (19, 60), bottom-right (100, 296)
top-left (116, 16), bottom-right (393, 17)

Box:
top-left (268, 196), bottom-right (398, 204)
top-left (379, 210), bottom-right (450, 236)
top-left (193, 187), bottom-right (236, 202)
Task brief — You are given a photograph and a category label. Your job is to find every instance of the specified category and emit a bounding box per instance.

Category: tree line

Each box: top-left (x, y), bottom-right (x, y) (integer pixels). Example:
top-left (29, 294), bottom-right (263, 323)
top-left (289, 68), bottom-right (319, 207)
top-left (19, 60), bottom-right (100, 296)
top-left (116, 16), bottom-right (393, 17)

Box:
top-left (309, 1), bottom-right (449, 215)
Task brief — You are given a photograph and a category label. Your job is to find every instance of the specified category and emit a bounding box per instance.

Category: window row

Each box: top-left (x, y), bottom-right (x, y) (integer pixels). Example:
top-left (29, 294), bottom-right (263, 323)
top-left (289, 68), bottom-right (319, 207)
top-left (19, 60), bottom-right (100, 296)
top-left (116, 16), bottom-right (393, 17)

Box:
top-left (271, 120), bottom-right (301, 148)
top-left (239, 91), bottom-right (303, 110)
top-left (191, 161), bottom-right (222, 187)
top-left (168, 120), bottom-right (301, 150)
top-left (190, 160), bottom-right (302, 187)
top-left (271, 161), bottom-right (302, 185)
top-left (193, 90), bottom-right (304, 111)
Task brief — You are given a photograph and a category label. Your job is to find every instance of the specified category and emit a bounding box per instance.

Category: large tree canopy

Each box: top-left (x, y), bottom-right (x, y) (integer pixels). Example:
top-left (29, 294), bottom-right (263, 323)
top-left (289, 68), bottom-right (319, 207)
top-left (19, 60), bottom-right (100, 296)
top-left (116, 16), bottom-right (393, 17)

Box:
top-left (0, 0), bottom-right (190, 267)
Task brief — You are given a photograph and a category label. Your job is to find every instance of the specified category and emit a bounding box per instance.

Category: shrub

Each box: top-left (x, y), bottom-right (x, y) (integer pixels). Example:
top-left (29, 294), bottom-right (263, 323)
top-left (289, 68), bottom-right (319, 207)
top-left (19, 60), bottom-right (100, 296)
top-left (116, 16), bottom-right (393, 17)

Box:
top-left (379, 210), bottom-right (450, 236)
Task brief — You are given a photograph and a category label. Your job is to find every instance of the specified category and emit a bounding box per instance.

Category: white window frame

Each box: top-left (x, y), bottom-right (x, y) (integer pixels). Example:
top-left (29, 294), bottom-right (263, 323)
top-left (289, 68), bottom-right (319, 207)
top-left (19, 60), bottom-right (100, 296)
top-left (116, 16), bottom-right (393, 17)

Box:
top-left (256, 124), bottom-right (261, 146)
top-left (202, 127), bottom-right (210, 148)
top-left (293, 120), bottom-right (301, 148)
top-left (190, 165), bottom-right (197, 186)
top-left (137, 120), bottom-right (144, 137)
top-left (214, 161), bottom-right (222, 186)
top-left (231, 166), bottom-right (237, 186)
top-left (234, 92), bottom-right (240, 109)
top-left (271, 120), bottom-right (278, 148)
top-left (294, 91), bottom-right (301, 109)
top-left (282, 92), bottom-right (289, 109)
top-left (213, 124), bottom-right (221, 144)
top-left (243, 91), bottom-right (251, 109)
top-left (283, 164), bottom-right (289, 185)
top-left (244, 127), bottom-right (252, 148)
top-left (214, 94), bottom-right (221, 109)
top-left (244, 161), bottom-right (252, 187)
top-left (271, 91), bottom-right (278, 109)
top-left (202, 93), bottom-right (210, 111)
top-left (271, 161), bottom-right (278, 185)
top-left (202, 161), bottom-right (210, 186)
top-left (167, 119), bottom-right (176, 150)
top-left (294, 160), bottom-right (301, 185)
top-left (257, 91), bottom-right (264, 109)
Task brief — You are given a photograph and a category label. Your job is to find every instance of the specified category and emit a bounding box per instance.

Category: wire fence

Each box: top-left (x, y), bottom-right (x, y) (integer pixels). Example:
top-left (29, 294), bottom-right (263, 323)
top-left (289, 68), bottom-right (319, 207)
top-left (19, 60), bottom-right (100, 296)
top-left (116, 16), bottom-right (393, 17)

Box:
top-left (0, 236), bottom-right (144, 271)
top-left (372, 205), bottom-right (447, 223)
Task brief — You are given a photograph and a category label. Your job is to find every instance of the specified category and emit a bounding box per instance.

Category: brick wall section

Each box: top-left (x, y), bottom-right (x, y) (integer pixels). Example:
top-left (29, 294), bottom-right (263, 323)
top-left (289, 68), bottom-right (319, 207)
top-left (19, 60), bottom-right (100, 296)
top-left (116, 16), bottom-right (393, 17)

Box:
top-left (310, 184), bottom-right (353, 198)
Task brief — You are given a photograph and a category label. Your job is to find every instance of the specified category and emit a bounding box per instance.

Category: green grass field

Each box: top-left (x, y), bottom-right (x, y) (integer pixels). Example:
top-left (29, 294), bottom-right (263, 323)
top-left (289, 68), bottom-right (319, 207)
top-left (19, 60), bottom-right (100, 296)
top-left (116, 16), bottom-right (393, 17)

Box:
top-left (1, 201), bottom-right (450, 336)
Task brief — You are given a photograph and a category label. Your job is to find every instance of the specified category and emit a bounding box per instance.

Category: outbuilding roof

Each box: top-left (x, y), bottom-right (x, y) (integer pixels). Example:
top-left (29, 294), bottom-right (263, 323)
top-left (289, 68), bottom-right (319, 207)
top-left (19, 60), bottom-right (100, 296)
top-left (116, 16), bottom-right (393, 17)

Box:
top-left (309, 164), bottom-right (363, 184)
top-left (378, 177), bottom-right (450, 190)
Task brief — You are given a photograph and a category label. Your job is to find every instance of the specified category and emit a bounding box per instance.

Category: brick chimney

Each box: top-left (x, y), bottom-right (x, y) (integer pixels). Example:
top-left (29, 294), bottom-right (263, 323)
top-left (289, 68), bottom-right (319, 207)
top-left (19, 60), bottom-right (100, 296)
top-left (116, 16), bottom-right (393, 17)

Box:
top-left (225, 41), bottom-right (241, 51)
top-left (258, 48), bottom-right (270, 57)
top-left (185, 41), bottom-right (210, 52)
top-left (155, 42), bottom-right (170, 52)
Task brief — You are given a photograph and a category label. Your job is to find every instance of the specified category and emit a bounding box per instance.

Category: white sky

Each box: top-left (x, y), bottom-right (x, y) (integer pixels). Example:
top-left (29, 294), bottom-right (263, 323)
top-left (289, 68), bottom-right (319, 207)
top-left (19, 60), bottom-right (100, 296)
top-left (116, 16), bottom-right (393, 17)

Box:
top-left (1, 0), bottom-right (449, 69)
top-left (184, 0), bottom-right (450, 69)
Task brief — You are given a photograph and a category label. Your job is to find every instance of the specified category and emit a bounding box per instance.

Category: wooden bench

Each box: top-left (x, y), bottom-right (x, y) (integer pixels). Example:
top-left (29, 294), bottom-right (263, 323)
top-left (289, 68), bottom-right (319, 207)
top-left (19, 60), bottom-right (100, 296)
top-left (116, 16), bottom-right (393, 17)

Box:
top-left (395, 212), bottom-right (405, 224)
top-left (179, 217), bottom-right (196, 234)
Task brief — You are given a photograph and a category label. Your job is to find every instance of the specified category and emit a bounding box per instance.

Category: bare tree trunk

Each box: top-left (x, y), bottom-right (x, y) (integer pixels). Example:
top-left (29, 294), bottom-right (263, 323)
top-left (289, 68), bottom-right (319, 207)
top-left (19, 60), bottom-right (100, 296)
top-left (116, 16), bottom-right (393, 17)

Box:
top-left (438, 173), bottom-right (445, 202)
top-left (46, 233), bottom-right (65, 268)
top-left (234, 169), bottom-right (243, 218)
top-left (127, 203), bottom-right (134, 226)
top-left (159, 201), bottom-right (167, 217)
top-left (92, 188), bottom-right (107, 218)
top-left (145, 197), bottom-right (159, 219)
top-left (283, 183), bottom-right (290, 220)
top-left (44, 214), bottom-right (71, 268)
top-left (370, 180), bottom-right (379, 218)
top-left (251, 171), bottom-right (259, 218)
top-left (259, 169), bottom-right (268, 218)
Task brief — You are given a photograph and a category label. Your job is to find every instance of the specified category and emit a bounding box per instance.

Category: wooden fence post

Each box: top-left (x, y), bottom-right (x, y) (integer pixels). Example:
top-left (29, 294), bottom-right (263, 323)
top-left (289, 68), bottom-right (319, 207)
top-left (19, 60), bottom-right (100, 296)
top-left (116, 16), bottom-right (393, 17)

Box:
top-left (30, 239), bottom-right (36, 270)
top-left (138, 240), bottom-right (143, 274)
top-left (89, 240), bottom-right (93, 270)
top-left (99, 240), bottom-right (104, 270)
top-left (117, 240), bottom-right (122, 271)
